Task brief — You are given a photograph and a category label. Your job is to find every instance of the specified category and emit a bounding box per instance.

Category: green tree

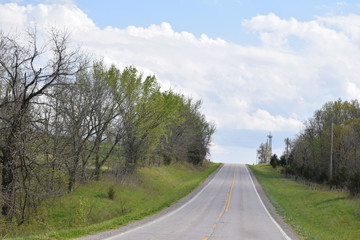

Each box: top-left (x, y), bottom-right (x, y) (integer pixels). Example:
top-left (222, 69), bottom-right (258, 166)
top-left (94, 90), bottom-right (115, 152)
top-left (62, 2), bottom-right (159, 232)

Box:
top-left (257, 143), bottom-right (268, 164)
top-left (270, 154), bottom-right (279, 168)
top-left (88, 62), bottom-right (122, 181)
top-left (290, 99), bottom-right (360, 184)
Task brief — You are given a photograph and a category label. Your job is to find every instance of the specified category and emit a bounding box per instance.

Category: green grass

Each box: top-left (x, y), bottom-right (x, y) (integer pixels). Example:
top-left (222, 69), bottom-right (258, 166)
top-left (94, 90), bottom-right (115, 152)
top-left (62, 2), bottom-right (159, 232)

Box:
top-left (249, 164), bottom-right (360, 240)
top-left (4, 162), bottom-right (221, 240)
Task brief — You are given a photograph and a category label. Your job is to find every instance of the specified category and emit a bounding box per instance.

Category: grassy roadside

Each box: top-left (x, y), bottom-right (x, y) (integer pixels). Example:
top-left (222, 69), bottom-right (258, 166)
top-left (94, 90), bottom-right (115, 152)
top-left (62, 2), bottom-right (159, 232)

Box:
top-left (249, 164), bottom-right (360, 240)
top-left (5, 162), bottom-right (221, 240)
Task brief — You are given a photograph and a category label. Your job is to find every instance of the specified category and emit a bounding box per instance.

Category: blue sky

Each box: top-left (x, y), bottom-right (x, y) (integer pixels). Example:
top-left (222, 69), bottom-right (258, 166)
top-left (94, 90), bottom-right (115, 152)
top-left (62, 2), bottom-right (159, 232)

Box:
top-left (72, 0), bottom-right (358, 43)
top-left (9, 0), bottom-right (357, 43)
top-left (1, 0), bottom-right (360, 163)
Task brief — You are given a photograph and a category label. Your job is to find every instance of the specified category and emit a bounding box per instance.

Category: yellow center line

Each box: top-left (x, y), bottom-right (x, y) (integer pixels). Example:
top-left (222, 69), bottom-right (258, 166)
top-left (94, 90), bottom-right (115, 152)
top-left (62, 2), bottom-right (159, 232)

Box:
top-left (225, 168), bottom-right (236, 212)
top-left (203, 167), bottom-right (236, 240)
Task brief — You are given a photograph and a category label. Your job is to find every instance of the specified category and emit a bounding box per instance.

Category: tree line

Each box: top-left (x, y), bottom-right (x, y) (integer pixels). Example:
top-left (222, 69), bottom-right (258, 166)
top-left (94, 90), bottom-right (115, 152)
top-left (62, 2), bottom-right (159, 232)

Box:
top-left (258, 99), bottom-right (360, 196)
top-left (0, 29), bottom-right (215, 224)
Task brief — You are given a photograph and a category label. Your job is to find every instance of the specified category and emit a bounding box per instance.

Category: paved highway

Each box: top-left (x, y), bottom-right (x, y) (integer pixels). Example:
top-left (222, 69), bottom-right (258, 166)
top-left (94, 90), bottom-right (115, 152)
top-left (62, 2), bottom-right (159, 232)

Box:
top-left (91, 164), bottom-right (296, 240)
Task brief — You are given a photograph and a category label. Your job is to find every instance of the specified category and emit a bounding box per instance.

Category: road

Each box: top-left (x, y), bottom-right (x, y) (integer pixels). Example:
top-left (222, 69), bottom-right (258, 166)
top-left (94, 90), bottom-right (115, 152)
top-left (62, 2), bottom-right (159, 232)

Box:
top-left (91, 164), bottom-right (295, 240)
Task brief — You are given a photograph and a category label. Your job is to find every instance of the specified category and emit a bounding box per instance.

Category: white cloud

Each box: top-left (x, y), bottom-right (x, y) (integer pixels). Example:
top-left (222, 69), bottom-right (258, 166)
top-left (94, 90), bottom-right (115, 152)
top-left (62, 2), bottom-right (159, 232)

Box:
top-left (211, 146), bottom-right (258, 164)
top-left (0, 3), bottom-right (96, 33)
top-left (244, 109), bottom-right (302, 131)
top-left (243, 12), bottom-right (351, 51)
top-left (209, 141), bottom-right (228, 155)
top-left (210, 107), bottom-right (303, 132)
top-left (317, 14), bottom-right (360, 42)
top-left (346, 81), bottom-right (360, 99)
top-left (2, 3), bottom-right (360, 162)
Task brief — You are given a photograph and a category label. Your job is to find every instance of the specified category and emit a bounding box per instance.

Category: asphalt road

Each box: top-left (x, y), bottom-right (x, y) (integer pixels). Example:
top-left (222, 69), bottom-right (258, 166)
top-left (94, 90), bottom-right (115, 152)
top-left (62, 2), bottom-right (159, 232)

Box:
top-left (92, 164), bottom-right (296, 240)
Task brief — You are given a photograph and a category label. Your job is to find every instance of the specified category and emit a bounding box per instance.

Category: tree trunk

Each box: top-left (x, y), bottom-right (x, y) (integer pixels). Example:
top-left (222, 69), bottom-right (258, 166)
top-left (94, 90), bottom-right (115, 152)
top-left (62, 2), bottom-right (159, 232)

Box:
top-left (68, 173), bottom-right (76, 193)
top-left (94, 164), bottom-right (101, 181)
top-left (124, 150), bottom-right (137, 174)
top-left (1, 136), bottom-right (16, 217)
top-left (94, 140), bottom-right (101, 181)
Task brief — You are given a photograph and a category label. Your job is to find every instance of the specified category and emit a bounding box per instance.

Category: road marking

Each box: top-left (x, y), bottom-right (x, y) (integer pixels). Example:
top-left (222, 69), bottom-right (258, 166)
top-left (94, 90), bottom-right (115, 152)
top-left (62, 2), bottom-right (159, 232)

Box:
top-left (207, 167), bottom-right (236, 240)
top-left (245, 166), bottom-right (292, 240)
top-left (103, 165), bottom-right (225, 240)
top-left (225, 168), bottom-right (236, 212)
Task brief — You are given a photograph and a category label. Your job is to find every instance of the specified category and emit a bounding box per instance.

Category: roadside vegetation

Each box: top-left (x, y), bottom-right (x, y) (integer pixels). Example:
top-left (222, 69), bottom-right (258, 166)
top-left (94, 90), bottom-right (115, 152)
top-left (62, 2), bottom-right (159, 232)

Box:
top-left (0, 29), bottom-right (216, 238)
top-left (258, 99), bottom-right (360, 196)
top-left (4, 162), bottom-right (220, 239)
top-left (254, 99), bottom-right (360, 239)
top-left (249, 164), bottom-right (360, 240)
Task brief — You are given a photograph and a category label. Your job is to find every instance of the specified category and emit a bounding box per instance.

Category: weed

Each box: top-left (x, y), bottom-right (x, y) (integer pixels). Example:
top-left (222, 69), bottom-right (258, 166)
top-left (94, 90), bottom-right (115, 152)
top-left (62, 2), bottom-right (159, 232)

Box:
top-left (249, 164), bottom-right (360, 240)
top-left (4, 163), bottom-right (220, 239)
top-left (108, 187), bottom-right (115, 200)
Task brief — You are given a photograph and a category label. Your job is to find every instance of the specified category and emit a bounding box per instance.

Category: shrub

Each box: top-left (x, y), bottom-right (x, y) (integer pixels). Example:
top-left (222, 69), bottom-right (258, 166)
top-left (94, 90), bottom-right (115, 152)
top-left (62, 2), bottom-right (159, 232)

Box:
top-left (163, 155), bottom-right (172, 165)
top-left (302, 166), bottom-right (315, 180)
top-left (281, 164), bottom-right (301, 177)
top-left (270, 154), bottom-right (279, 168)
top-left (279, 154), bottom-right (287, 166)
top-left (330, 167), bottom-right (348, 189)
top-left (317, 171), bottom-right (328, 183)
top-left (108, 186), bottom-right (115, 200)
top-left (348, 171), bottom-right (360, 196)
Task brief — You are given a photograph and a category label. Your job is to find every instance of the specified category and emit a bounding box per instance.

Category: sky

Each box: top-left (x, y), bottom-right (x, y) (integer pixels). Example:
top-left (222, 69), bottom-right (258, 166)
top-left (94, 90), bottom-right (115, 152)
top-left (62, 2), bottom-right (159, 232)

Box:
top-left (1, 0), bottom-right (360, 164)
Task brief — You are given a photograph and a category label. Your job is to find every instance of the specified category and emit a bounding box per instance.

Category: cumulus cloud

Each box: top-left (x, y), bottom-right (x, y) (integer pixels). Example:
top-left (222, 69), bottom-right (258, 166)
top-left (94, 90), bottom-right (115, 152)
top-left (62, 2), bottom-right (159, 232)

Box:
top-left (2, 3), bottom-right (360, 162)
top-left (0, 3), bottom-right (96, 33)
top-left (243, 13), bottom-right (360, 105)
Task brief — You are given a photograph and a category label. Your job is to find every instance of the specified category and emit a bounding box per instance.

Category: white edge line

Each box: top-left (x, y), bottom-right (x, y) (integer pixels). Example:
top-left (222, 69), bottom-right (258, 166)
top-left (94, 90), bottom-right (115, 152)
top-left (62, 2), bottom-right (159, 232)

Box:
top-left (245, 166), bottom-right (292, 240)
top-left (103, 165), bottom-right (225, 240)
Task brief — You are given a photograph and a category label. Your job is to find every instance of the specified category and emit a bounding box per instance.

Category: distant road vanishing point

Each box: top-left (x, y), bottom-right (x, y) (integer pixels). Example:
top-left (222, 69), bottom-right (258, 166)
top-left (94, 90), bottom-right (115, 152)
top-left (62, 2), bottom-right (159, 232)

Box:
top-left (84, 164), bottom-right (297, 240)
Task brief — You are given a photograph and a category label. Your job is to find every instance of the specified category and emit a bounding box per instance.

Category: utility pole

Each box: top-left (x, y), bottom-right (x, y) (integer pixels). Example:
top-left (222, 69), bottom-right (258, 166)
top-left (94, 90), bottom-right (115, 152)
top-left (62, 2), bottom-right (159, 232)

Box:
top-left (285, 138), bottom-right (291, 165)
top-left (266, 138), bottom-right (269, 163)
top-left (330, 118), bottom-right (334, 180)
top-left (267, 132), bottom-right (272, 163)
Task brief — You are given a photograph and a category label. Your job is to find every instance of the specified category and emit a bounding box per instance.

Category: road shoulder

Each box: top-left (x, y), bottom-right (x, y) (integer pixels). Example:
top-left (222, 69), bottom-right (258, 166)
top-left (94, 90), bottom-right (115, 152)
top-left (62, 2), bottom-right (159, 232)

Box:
top-left (246, 165), bottom-right (300, 240)
top-left (75, 164), bottom-right (224, 240)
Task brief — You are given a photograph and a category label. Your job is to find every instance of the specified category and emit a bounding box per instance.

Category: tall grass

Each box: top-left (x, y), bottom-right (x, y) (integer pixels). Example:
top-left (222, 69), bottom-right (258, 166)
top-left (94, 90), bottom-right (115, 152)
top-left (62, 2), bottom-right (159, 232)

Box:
top-left (4, 162), bottom-right (220, 240)
top-left (249, 164), bottom-right (360, 240)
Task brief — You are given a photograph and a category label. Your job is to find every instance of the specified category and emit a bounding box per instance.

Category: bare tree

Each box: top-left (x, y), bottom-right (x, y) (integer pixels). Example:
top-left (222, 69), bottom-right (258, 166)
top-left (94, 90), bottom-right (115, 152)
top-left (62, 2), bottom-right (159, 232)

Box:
top-left (0, 28), bottom-right (83, 219)
top-left (88, 62), bottom-right (122, 181)
top-left (54, 70), bottom-right (95, 192)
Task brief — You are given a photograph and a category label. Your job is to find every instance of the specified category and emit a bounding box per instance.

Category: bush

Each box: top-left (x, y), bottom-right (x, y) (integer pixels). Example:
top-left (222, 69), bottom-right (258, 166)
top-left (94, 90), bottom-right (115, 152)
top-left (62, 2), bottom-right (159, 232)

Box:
top-left (270, 154), bottom-right (279, 168)
top-left (330, 167), bottom-right (348, 189)
top-left (348, 171), bottom-right (360, 196)
top-left (281, 164), bottom-right (296, 176)
top-left (279, 155), bottom-right (287, 166)
top-left (163, 155), bottom-right (172, 165)
top-left (108, 186), bottom-right (115, 200)
top-left (302, 166), bottom-right (316, 180)
top-left (317, 171), bottom-right (328, 183)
